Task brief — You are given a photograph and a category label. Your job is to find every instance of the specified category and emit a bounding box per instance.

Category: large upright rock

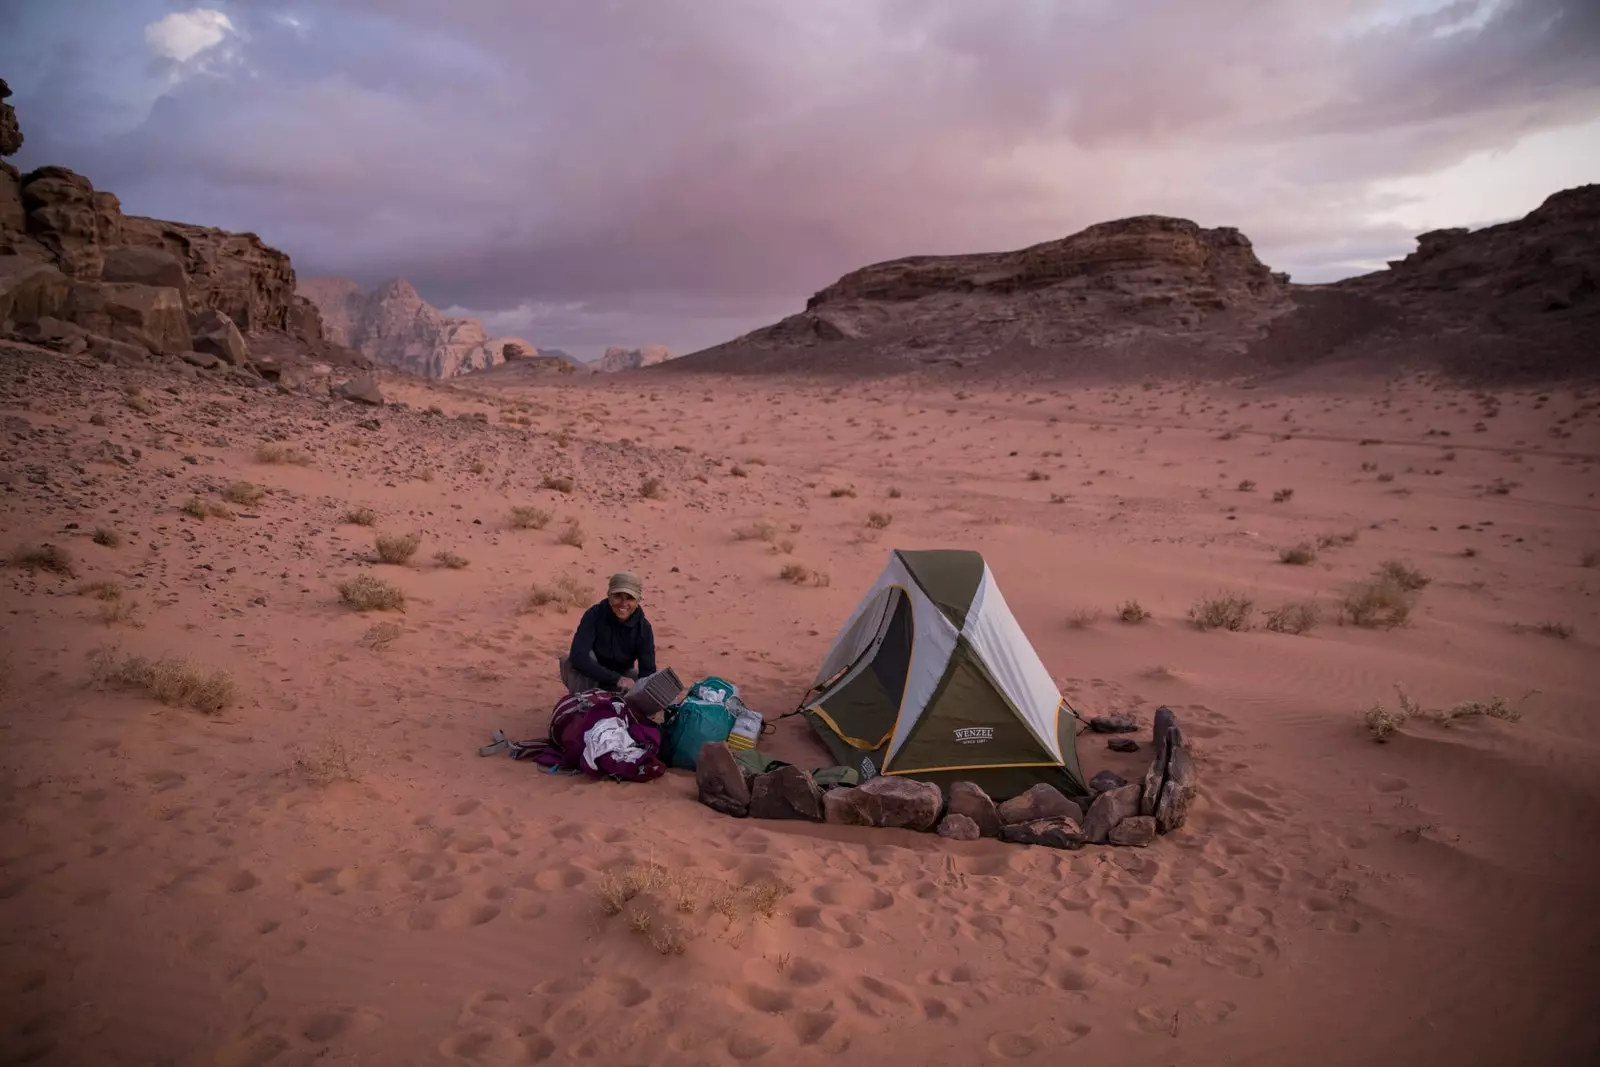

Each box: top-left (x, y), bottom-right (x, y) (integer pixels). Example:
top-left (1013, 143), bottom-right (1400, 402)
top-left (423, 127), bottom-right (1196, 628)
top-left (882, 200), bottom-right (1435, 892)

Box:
top-left (1140, 706), bottom-right (1199, 834)
top-left (63, 283), bottom-right (191, 356)
top-left (695, 741), bottom-right (750, 817)
top-left (296, 275), bottom-right (532, 379)
top-left (947, 781), bottom-right (1001, 838)
top-left (0, 78), bottom-right (20, 158)
top-left (0, 256), bottom-right (69, 328)
top-left (748, 766), bottom-right (823, 822)
top-left (189, 308), bottom-right (248, 366)
top-left (20, 167), bottom-right (108, 280)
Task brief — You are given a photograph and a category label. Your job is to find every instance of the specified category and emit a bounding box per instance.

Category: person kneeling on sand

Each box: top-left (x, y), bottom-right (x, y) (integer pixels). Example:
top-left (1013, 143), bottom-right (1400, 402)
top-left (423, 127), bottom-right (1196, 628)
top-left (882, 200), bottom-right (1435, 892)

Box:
top-left (560, 571), bottom-right (657, 695)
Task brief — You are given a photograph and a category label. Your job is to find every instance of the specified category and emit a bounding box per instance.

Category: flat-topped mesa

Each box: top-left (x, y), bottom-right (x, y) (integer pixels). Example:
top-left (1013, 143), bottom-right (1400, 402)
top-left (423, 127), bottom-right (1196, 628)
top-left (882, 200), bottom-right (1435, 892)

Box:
top-left (806, 215), bottom-right (1282, 307)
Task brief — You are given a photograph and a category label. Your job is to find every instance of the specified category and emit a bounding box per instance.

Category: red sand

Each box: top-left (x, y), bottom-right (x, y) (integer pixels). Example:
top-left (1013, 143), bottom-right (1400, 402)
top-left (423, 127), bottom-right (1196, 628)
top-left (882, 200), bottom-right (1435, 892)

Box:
top-left (3, 356), bottom-right (1599, 1065)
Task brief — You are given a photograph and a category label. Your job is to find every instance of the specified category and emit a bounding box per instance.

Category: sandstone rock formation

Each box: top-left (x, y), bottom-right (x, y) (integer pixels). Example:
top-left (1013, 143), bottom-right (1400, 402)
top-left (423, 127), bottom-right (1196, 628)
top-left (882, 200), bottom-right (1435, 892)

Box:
top-left (0, 79), bottom-right (21, 158)
top-left (594, 344), bottom-right (674, 373)
top-left (0, 86), bottom-right (361, 379)
top-left (297, 275), bottom-right (534, 379)
top-left (672, 187), bottom-right (1600, 382)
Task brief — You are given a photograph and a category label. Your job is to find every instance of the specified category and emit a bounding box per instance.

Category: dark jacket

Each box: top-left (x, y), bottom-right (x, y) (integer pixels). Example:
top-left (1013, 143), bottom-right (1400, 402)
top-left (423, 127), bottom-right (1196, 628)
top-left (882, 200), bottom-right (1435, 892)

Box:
top-left (569, 600), bottom-right (657, 686)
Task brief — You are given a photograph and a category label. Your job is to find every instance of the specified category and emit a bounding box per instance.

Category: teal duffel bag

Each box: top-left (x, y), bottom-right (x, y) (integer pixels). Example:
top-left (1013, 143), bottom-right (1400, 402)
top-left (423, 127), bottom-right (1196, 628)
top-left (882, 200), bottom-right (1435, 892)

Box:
top-left (660, 676), bottom-right (738, 770)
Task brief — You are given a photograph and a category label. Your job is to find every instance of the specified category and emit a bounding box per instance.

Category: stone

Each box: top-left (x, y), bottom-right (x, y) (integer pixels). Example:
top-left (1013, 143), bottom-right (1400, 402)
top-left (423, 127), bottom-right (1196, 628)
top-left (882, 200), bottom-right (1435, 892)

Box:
top-left (1109, 816), bottom-right (1157, 847)
top-left (947, 780), bottom-right (1001, 838)
top-left (937, 813), bottom-right (981, 840)
top-left (1108, 738), bottom-right (1140, 753)
top-left (999, 816), bottom-right (1086, 850)
top-left (120, 216), bottom-right (306, 336)
top-left (821, 777), bottom-right (942, 830)
top-left (102, 246), bottom-right (189, 305)
top-left (19, 166), bottom-right (106, 280)
top-left (694, 741), bottom-right (750, 818)
top-left (181, 351), bottom-right (222, 370)
top-left (0, 162), bottom-right (23, 232)
top-left (998, 783), bottom-right (1081, 827)
top-left (1082, 783), bottom-right (1143, 845)
top-left (0, 78), bottom-right (20, 157)
top-left (1088, 714), bottom-right (1139, 733)
top-left (1088, 770), bottom-right (1128, 795)
top-left (748, 765), bottom-right (823, 822)
top-left (63, 282), bottom-right (191, 355)
top-left (88, 334), bottom-right (149, 366)
top-left (190, 308), bottom-right (249, 366)
top-left (856, 776), bottom-right (943, 831)
top-left (1153, 744), bottom-right (1197, 833)
top-left (0, 257), bottom-right (70, 328)
top-left (335, 375), bottom-right (384, 405)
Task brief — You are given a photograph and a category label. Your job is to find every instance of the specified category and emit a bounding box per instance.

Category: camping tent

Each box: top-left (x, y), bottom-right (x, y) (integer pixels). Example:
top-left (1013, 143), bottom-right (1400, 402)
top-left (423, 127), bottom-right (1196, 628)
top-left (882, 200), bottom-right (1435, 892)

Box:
top-left (796, 549), bottom-right (1084, 801)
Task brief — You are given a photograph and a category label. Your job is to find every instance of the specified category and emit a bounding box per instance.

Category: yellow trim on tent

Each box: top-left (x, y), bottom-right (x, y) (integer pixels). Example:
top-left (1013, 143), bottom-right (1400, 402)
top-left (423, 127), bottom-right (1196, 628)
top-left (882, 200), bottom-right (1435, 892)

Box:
top-left (808, 704), bottom-right (892, 752)
top-left (885, 761), bottom-right (1062, 775)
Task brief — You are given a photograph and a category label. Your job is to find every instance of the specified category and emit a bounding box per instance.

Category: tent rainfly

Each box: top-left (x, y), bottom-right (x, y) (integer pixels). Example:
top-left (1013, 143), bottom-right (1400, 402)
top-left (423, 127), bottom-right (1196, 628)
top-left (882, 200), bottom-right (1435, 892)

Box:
top-left (796, 549), bottom-right (1085, 801)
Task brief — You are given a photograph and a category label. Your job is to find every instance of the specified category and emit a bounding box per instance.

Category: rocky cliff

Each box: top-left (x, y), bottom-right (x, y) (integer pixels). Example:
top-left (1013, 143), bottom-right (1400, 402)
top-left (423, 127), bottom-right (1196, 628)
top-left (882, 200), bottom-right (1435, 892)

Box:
top-left (671, 191), bottom-right (1599, 382)
top-left (594, 344), bottom-right (675, 373)
top-left (0, 80), bottom-right (359, 380)
top-left (297, 275), bottom-right (534, 379)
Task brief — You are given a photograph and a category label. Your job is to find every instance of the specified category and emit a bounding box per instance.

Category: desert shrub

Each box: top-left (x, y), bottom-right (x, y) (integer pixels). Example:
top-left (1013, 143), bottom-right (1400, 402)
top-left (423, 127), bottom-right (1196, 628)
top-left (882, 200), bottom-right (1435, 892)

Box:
top-left (343, 507), bottom-right (377, 526)
top-left (1279, 543), bottom-right (1316, 565)
top-left (1117, 600), bottom-right (1151, 624)
top-left (255, 442), bottom-right (312, 465)
top-left (1265, 601), bottom-right (1320, 635)
top-left (1341, 577), bottom-right (1413, 628)
top-left (339, 574), bottom-right (405, 612)
top-left (887, 487), bottom-right (903, 499)
top-left (734, 520), bottom-right (778, 543)
top-left (361, 621), bottom-right (403, 650)
top-left (510, 505), bottom-right (552, 530)
top-left (520, 575), bottom-right (588, 614)
top-left (89, 647), bottom-right (235, 714)
top-left (541, 474), bottom-right (575, 494)
top-left (1237, 479), bottom-right (1256, 492)
top-left (1363, 700), bottom-right (1407, 742)
top-left (774, 538), bottom-right (795, 555)
top-left (10, 543), bottom-right (76, 578)
top-left (1028, 470), bottom-right (1050, 482)
top-left (433, 551), bottom-right (469, 570)
top-left (641, 476), bottom-right (666, 499)
top-left (780, 563), bottom-right (831, 587)
top-left (1188, 593), bottom-right (1254, 632)
top-left (1272, 488), bottom-right (1294, 503)
top-left (828, 487), bottom-right (857, 499)
top-left (1432, 695), bottom-right (1522, 726)
top-left (125, 393), bottom-right (155, 415)
top-left (557, 518), bottom-right (586, 547)
top-left (730, 465), bottom-right (749, 478)
top-left (1525, 621), bottom-right (1574, 639)
top-left (374, 532), bottom-right (420, 564)
top-left (78, 579), bottom-right (123, 601)
top-left (223, 481), bottom-right (266, 506)
top-left (1376, 559), bottom-right (1431, 592)
top-left (92, 527), bottom-right (122, 547)
top-left (1316, 529), bottom-right (1360, 550)
top-left (1066, 608), bottom-right (1100, 629)
top-left (865, 511), bottom-right (893, 530)
top-left (181, 496), bottom-right (234, 520)
top-left (292, 738), bottom-right (358, 784)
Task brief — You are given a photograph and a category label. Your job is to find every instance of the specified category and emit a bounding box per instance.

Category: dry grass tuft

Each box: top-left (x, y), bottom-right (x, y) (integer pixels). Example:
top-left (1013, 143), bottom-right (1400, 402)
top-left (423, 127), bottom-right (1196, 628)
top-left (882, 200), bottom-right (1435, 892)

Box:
top-left (1429, 695), bottom-right (1524, 727)
top-left (730, 464), bottom-right (749, 478)
top-left (735, 520), bottom-right (779, 543)
top-left (433, 550), bottom-right (470, 570)
top-left (339, 574), bottom-right (406, 612)
top-left (1377, 559), bottom-right (1431, 592)
top-left (1272, 488), bottom-right (1295, 503)
top-left (292, 738), bottom-right (358, 784)
top-left (181, 496), bottom-right (234, 521)
top-left (1189, 593), bottom-right (1254, 632)
top-left (1265, 601), bottom-right (1321, 635)
top-left (557, 518), bottom-right (586, 547)
top-left (10, 543), bottom-right (76, 578)
top-left (92, 527), bottom-right (122, 548)
top-left (641, 476), bottom-right (666, 500)
top-left (510, 505), bottom-right (553, 530)
top-left (374, 532), bottom-right (421, 565)
top-left (887, 486), bottom-right (903, 499)
top-left (541, 474), bottom-right (576, 494)
top-left (1028, 469), bottom-right (1051, 482)
top-left (865, 511), bottom-right (894, 530)
top-left (1066, 608), bottom-right (1100, 629)
top-left (361, 621), bottom-right (404, 650)
top-left (1279, 543), bottom-right (1317, 565)
top-left (1117, 600), bottom-right (1151, 624)
top-left (1237, 479), bottom-right (1256, 492)
top-left (223, 481), bottom-right (266, 506)
top-left (89, 646), bottom-right (235, 714)
top-left (780, 563), bottom-right (831, 587)
top-left (828, 486), bottom-right (857, 498)
top-left (77, 579), bottom-right (123, 601)
top-left (1514, 620), bottom-right (1574, 640)
top-left (1341, 577), bottom-right (1414, 629)
top-left (520, 574), bottom-right (588, 614)
top-left (1363, 699), bottom-right (1408, 742)
top-left (343, 507), bottom-right (377, 526)
top-left (255, 442), bottom-right (312, 465)
top-left (1315, 529), bottom-right (1360, 550)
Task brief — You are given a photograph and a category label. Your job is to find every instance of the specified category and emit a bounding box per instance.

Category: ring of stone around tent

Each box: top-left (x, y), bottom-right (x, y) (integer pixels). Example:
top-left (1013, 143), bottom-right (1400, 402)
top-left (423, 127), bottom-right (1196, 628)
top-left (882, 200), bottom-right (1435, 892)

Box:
top-left (797, 549), bottom-right (1085, 801)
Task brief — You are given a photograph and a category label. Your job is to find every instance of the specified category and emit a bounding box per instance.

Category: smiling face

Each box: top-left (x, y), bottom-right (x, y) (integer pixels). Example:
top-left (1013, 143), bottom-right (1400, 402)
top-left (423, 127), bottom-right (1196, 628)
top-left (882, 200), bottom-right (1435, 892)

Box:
top-left (608, 591), bottom-right (639, 621)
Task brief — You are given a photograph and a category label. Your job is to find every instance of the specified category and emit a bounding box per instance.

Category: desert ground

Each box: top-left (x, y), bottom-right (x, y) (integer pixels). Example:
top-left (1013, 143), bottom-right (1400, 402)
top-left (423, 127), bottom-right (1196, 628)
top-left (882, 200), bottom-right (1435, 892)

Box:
top-left (2, 347), bottom-right (1599, 1066)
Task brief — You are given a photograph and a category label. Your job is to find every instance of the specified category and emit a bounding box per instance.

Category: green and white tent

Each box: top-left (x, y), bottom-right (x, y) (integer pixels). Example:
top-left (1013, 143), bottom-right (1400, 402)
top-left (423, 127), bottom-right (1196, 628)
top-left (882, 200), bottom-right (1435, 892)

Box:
top-left (797, 549), bottom-right (1085, 801)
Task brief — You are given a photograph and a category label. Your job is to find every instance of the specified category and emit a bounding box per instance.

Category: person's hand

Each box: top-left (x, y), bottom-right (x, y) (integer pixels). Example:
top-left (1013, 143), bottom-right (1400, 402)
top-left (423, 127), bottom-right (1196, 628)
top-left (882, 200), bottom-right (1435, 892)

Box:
top-left (617, 677), bottom-right (636, 693)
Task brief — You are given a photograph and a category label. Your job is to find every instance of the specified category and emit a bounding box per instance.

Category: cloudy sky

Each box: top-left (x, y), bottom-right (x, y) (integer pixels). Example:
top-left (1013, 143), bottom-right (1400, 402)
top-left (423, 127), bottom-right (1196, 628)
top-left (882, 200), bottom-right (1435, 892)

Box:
top-left (2, 1), bottom-right (1597, 359)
